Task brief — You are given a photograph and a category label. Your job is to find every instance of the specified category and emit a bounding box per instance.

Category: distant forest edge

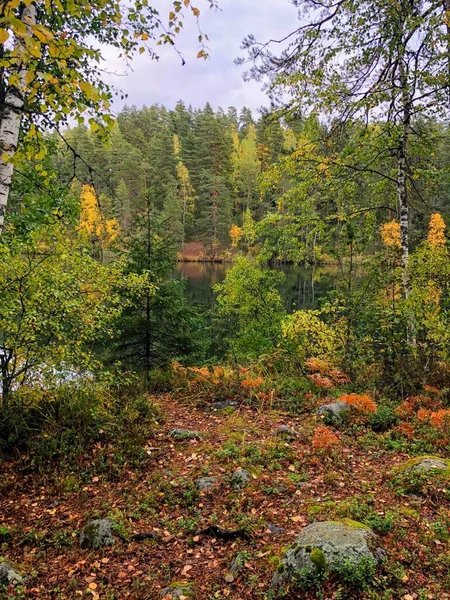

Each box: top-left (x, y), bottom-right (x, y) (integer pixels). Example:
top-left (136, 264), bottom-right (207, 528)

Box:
top-left (46, 102), bottom-right (449, 265)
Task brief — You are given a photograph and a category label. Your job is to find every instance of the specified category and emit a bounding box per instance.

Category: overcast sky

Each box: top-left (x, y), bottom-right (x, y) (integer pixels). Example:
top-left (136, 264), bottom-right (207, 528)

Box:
top-left (102, 0), bottom-right (299, 115)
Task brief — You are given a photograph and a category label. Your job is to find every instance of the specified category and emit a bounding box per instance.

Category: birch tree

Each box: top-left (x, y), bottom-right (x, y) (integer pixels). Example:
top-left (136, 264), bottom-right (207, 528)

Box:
top-left (241, 0), bottom-right (450, 299)
top-left (0, 0), bottom-right (217, 236)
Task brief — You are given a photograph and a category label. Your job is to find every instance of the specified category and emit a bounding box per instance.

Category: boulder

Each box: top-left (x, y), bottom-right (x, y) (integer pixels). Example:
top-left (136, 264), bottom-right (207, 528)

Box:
top-left (80, 518), bottom-right (115, 549)
top-left (231, 468), bottom-right (250, 489)
top-left (274, 425), bottom-right (297, 439)
top-left (272, 520), bottom-right (385, 590)
top-left (0, 562), bottom-right (23, 586)
top-left (315, 402), bottom-right (350, 424)
top-left (196, 476), bottom-right (218, 492)
top-left (161, 583), bottom-right (195, 598)
top-left (169, 429), bottom-right (203, 440)
top-left (390, 456), bottom-right (450, 492)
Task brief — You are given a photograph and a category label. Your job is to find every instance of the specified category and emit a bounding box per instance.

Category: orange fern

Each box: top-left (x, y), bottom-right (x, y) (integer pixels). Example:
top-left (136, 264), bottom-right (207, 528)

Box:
top-left (339, 393), bottom-right (377, 414)
top-left (312, 425), bottom-right (339, 450)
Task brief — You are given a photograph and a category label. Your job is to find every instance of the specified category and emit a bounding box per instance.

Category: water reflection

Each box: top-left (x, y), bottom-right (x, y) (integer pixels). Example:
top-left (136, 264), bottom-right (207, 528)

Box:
top-left (173, 262), bottom-right (338, 312)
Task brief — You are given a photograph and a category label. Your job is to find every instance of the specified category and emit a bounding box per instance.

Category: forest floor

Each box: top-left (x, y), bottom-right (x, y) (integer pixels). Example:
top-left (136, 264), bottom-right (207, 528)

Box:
top-left (1, 394), bottom-right (449, 600)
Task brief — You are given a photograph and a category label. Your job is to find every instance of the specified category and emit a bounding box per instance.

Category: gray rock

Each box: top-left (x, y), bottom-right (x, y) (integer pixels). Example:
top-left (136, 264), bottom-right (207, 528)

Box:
top-left (161, 583), bottom-right (195, 598)
top-left (231, 468), bottom-right (251, 489)
top-left (274, 425), bottom-right (297, 438)
top-left (196, 476), bottom-right (218, 491)
top-left (209, 401), bottom-right (238, 412)
top-left (80, 518), bottom-right (115, 549)
top-left (272, 521), bottom-right (385, 590)
top-left (0, 562), bottom-right (23, 586)
top-left (411, 458), bottom-right (448, 472)
top-left (266, 523), bottom-right (284, 535)
top-left (315, 402), bottom-right (351, 424)
top-left (225, 553), bottom-right (246, 582)
top-left (169, 429), bottom-right (203, 440)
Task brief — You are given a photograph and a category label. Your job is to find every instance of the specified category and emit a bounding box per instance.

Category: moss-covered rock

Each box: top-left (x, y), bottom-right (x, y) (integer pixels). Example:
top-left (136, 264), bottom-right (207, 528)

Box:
top-left (230, 468), bottom-right (250, 489)
top-left (272, 521), bottom-right (385, 591)
top-left (392, 456), bottom-right (450, 476)
top-left (80, 518), bottom-right (115, 549)
top-left (390, 456), bottom-right (450, 495)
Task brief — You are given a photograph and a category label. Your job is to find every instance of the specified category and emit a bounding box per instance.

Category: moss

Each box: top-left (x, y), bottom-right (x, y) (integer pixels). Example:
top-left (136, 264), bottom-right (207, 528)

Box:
top-left (277, 562), bottom-right (286, 573)
top-left (309, 548), bottom-right (327, 571)
top-left (397, 506), bottom-right (420, 519)
top-left (335, 518), bottom-right (371, 530)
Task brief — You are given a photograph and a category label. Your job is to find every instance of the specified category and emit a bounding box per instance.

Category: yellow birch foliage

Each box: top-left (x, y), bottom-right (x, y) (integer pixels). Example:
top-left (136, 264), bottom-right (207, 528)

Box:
top-left (229, 224), bottom-right (243, 248)
top-left (380, 220), bottom-right (401, 248)
top-left (78, 185), bottom-right (119, 247)
top-left (427, 213), bottom-right (446, 247)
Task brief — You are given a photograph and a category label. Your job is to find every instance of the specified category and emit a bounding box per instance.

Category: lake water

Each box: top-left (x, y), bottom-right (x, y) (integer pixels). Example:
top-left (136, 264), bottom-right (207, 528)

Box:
top-left (173, 262), bottom-right (339, 312)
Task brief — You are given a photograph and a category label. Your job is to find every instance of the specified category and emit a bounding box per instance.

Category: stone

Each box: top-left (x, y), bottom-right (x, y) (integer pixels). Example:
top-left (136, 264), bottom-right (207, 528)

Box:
top-left (196, 476), bottom-right (218, 491)
top-left (0, 562), bottom-right (23, 586)
top-left (315, 402), bottom-right (351, 424)
top-left (274, 425), bottom-right (297, 438)
top-left (231, 468), bottom-right (250, 489)
top-left (169, 429), bottom-right (203, 440)
top-left (80, 518), bottom-right (115, 549)
top-left (161, 583), bottom-right (195, 598)
top-left (224, 553), bottom-right (246, 582)
top-left (209, 401), bottom-right (238, 412)
top-left (266, 523), bottom-right (284, 535)
top-left (272, 521), bottom-right (385, 590)
top-left (410, 458), bottom-right (449, 473)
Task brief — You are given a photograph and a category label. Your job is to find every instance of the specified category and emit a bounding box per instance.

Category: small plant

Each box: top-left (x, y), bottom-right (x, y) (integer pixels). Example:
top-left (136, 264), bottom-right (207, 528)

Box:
top-left (312, 426), bottom-right (340, 451)
top-left (339, 393), bottom-right (377, 414)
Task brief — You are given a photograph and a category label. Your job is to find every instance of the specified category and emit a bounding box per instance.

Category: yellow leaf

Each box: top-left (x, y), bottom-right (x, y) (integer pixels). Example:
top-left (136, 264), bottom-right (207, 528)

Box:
top-left (169, 11), bottom-right (176, 19)
top-left (192, 7), bottom-right (200, 17)
top-left (0, 29), bottom-right (9, 44)
top-left (141, 32), bottom-right (149, 41)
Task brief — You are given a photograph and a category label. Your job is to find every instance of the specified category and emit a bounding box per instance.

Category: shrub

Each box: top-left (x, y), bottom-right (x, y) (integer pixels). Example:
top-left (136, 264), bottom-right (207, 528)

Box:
top-left (339, 393), bottom-right (377, 414)
top-left (312, 425), bottom-right (340, 450)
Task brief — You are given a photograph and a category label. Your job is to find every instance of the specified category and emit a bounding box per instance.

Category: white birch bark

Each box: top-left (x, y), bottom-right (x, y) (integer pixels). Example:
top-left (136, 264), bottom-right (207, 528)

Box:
top-left (0, 2), bottom-right (37, 236)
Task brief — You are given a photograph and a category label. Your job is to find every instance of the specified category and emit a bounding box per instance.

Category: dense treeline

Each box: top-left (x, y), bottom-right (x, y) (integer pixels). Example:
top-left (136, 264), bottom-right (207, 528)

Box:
top-left (51, 103), bottom-right (450, 265)
top-left (53, 103), bottom-right (276, 254)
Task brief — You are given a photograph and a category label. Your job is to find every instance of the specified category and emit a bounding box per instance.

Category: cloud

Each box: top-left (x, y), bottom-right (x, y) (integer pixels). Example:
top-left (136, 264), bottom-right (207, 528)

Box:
top-left (101, 0), bottom-right (298, 114)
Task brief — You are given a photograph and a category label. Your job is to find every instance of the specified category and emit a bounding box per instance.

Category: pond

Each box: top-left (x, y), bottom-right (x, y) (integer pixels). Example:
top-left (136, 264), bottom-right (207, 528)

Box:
top-left (173, 262), bottom-right (340, 312)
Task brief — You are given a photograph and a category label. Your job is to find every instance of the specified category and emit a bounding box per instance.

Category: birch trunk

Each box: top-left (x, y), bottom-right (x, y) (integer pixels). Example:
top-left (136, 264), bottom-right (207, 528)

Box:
top-left (0, 2), bottom-right (37, 236)
top-left (397, 43), bottom-right (411, 300)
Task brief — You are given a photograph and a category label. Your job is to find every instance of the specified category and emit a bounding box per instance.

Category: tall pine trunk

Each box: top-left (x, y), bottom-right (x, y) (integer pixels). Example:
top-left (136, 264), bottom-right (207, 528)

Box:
top-left (0, 2), bottom-right (37, 236)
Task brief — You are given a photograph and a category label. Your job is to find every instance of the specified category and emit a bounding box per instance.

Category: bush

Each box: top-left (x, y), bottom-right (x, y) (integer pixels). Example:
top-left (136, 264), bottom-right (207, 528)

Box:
top-left (0, 380), bottom-right (161, 470)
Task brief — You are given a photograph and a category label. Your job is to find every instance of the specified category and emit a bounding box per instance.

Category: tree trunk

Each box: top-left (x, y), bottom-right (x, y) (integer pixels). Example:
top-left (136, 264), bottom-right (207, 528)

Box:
top-left (397, 43), bottom-right (411, 301)
top-left (0, 2), bottom-right (37, 236)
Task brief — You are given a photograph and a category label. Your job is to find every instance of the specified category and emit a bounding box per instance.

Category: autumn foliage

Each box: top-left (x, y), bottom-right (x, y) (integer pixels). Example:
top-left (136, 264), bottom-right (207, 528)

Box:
top-left (77, 185), bottom-right (119, 248)
top-left (427, 213), bottom-right (447, 247)
top-left (339, 393), bottom-right (377, 414)
top-left (312, 425), bottom-right (339, 450)
top-left (380, 220), bottom-right (401, 248)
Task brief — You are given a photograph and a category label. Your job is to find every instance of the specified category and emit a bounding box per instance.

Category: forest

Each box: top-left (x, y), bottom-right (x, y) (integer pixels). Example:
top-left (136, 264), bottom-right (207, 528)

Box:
top-left (1, 1), bottom-right (450, 599)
